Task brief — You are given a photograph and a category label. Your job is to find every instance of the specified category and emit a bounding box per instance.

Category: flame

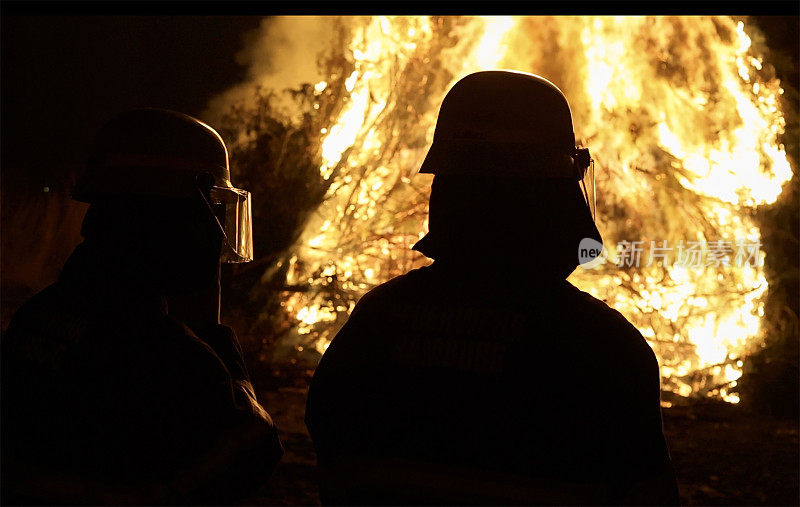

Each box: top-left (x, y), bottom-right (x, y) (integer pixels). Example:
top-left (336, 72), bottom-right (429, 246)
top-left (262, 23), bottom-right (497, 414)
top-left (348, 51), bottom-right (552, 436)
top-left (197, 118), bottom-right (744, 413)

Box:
top-left (217, 16), bottom-right (793, 403)
top-left (556, 16), bottom-right (790, 403)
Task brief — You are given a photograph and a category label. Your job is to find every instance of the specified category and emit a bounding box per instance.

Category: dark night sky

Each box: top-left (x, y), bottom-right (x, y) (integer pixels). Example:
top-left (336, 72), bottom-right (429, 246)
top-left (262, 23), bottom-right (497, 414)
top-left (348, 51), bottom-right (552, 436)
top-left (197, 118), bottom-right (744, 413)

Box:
top-left (1, 16), bottom-right (263, 188)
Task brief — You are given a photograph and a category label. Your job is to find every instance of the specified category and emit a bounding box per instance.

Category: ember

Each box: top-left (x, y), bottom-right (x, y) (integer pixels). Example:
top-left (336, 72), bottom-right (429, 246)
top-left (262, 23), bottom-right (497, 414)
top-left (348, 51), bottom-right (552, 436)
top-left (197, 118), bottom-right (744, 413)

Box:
top-left (209, 16), bottom-right (793, 403)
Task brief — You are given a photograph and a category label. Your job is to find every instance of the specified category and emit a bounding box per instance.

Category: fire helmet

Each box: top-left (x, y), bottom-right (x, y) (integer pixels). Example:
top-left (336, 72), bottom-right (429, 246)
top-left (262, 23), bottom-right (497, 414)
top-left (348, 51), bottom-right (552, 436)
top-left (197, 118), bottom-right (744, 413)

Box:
top-left (416, 70), bottom-right (601, 257)
top-left (73, 109), bottom-right (253, 262)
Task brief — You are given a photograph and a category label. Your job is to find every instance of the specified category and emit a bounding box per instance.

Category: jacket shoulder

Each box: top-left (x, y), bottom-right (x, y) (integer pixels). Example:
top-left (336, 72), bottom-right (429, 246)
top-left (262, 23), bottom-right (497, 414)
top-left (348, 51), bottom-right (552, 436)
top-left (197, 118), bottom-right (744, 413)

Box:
top-left (566, 284), bottom-right (660, 375)
top-left (3, 283), bottom-right (90, 359)
top-left (6, 283), bottom-right (78, 329)
top-left (350, 266), bottom-right (433, 317)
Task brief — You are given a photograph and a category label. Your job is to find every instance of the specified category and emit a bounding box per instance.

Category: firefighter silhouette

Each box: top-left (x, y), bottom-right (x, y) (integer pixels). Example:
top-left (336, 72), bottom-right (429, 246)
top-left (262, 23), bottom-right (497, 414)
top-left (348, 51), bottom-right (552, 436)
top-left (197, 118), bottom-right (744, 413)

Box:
top-left (1, 109), bottom-right (283, 504)
top-left (306, 71), bottom-right (679, 505)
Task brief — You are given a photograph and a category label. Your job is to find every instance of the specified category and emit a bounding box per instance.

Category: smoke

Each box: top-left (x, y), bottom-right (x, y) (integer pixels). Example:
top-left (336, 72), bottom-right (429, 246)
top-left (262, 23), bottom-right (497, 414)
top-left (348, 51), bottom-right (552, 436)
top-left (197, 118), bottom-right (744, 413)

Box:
top-left (205, 16), bottom-right (341, 122)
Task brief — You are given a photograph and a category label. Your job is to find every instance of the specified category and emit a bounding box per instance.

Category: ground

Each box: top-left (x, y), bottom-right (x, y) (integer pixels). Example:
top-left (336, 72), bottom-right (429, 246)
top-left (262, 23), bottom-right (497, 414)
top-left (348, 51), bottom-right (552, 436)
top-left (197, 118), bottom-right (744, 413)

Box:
top-left (664, 403), bottom-right (799, 505)
top-left (248, 385), bottom-right (799, 506)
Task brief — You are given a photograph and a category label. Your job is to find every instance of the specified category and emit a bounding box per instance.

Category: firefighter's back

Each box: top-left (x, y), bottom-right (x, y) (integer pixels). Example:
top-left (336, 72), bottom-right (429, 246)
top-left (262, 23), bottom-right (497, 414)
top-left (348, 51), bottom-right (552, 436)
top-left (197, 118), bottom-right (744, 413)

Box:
top-left (307, 70), bottom-right (677, 505)
top-left (307, 262), bottom-right (671, 504)
top-left (2, 275), bottom-right (269, 503)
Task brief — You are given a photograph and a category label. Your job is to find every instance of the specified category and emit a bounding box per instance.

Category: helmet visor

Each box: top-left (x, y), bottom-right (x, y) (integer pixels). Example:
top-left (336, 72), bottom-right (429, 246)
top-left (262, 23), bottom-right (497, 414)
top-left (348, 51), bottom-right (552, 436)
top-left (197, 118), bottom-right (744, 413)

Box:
top-left (209, 186), bottom-right (253, 263)
top-left (579, 160), bottom-right (596, 221)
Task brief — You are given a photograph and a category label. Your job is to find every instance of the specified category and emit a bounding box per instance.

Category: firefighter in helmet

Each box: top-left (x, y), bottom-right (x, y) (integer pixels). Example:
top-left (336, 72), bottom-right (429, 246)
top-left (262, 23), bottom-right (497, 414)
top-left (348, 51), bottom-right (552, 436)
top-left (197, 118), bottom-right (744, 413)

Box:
top-left (2, 109), bottom-right (283, 504)
top-left (306, 71), bottom-right (679, 504)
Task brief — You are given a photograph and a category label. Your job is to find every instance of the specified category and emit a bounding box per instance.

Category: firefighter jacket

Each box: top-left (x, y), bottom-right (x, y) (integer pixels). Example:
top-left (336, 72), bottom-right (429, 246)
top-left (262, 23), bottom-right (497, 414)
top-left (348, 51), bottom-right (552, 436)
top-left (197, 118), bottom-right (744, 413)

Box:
top-left (1, 245), bottom-right (283, 504)
top-left (306, 261), bottom-right (679, 505)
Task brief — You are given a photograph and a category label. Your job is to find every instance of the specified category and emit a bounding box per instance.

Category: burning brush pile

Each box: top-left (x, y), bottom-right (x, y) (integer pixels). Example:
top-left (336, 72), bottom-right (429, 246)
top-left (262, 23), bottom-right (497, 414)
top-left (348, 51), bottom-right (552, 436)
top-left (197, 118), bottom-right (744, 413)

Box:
top-left (207, 16), bottom-right (796, 405)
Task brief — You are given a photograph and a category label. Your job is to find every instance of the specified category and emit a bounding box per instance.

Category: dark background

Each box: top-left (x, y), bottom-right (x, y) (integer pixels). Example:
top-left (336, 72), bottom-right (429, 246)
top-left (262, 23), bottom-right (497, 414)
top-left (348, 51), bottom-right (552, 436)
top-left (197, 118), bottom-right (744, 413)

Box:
top-left (2, 12), bottom-right (798, 506)
top-left (2, 16), bottom-right (262, 185)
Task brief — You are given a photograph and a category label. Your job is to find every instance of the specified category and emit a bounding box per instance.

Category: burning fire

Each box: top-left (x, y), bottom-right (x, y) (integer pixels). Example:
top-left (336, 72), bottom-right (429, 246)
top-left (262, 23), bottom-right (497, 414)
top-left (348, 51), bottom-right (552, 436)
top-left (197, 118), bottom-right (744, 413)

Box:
top-left (212, 16), bottom-right (793, 403)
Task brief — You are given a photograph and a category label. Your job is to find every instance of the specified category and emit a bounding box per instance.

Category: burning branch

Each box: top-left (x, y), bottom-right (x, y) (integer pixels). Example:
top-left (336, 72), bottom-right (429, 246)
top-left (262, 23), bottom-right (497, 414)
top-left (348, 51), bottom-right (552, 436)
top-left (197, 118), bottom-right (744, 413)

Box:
top-left (211, 16), bottom-right (793, 402)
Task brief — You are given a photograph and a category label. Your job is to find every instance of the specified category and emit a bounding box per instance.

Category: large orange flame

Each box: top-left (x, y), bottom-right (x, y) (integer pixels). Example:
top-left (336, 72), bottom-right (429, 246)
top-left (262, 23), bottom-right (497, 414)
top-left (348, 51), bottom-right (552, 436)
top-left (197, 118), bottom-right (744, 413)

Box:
top-left (212, 16), bottom-right (793, 403)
